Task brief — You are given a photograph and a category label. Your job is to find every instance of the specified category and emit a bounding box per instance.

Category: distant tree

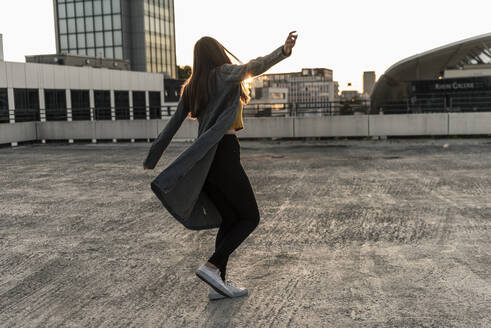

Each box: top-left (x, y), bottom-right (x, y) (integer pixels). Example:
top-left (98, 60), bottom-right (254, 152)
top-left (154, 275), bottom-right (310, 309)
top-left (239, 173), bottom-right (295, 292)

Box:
top-left (177, 65), bottom-right (192, 79)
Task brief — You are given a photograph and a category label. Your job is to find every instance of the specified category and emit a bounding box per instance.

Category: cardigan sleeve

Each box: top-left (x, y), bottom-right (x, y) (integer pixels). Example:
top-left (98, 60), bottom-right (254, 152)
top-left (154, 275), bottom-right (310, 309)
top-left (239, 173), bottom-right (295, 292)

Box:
top-left (143, 99), bottom-right (188, 169)
top-left (217, 46), bottom-right (291, 83)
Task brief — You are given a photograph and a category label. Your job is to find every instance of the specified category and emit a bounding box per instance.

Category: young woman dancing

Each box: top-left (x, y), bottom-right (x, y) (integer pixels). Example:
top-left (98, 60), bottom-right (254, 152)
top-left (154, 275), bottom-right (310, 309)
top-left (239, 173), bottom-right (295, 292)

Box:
top-left (144, 31), bottom-right (297, 300)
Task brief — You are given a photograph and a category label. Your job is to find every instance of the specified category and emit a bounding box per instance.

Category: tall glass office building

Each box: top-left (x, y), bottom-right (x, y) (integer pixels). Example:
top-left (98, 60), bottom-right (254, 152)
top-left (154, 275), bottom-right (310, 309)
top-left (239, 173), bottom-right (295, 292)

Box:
top-left (53, 0), bottom-right (177, 78)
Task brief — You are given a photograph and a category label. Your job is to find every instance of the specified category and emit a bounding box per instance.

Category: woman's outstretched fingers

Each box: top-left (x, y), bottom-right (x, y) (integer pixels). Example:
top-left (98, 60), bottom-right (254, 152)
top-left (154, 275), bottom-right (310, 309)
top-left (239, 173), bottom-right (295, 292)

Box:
top-left (283, 31), bottom-right (298, 55)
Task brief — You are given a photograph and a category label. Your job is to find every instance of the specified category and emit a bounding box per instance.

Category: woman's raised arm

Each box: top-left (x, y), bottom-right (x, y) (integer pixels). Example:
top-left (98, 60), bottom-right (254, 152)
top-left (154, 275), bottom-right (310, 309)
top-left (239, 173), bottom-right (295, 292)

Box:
top-left (217, 31), bottom-right (298, 83)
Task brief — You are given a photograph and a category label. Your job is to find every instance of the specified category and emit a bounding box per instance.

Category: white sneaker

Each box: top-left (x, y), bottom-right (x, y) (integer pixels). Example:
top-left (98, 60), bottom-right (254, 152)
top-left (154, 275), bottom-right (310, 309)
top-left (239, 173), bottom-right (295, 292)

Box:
top-left (208, 281), bottom-right (248, 300)
top-left (196, 265), bottom-right (233, 298)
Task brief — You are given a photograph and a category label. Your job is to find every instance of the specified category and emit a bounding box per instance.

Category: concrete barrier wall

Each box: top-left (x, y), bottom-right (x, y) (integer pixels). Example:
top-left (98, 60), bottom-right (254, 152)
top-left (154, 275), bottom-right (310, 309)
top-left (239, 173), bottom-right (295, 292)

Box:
top-left (37, 120), bottom-right (158, 140)
top-left (0, 122), bottom-right (37, 144)
top-left (3, 113), bottom-right (491, 145)
top-left (294, 116), bottom-right (369, 137)
top-left (449, 113), bottom-right (491, 135)
top-left (238, 117), bottom-right (294, 138)
top-left (94, 120), bottom-right (157, 139)
top-left (369, 113), bottom-right (449, 136)
top-left (38, 121), bottom-right (96, 140)
top-left (157, 118), bottom-right (198, 140)
top-left (37, 119), bottom-right (199, 141)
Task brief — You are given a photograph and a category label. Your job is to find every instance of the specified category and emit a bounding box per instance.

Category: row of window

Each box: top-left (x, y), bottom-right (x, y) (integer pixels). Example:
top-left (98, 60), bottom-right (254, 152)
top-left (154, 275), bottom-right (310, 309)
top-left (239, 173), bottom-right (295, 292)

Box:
top-left (57, 0), bottom-right (120, 19)
top-left (145, 16), bottom-right (174, 35)
top-left (58, 15), bottom-right (122, 34)
top-left (144, 0), bottom-right (173, 19)
top-left (267, 88), bottom-right (331, 94)
top-left (145, 33), bottom-right (174, 47)
top-left (290, 91), bottom-right (331, 95)
top-left (143, 0), bottom-right (175, 75)
top-left (60, 30), bottom-right (122, 48)
top-left (145, 45), bottom-right (173, 67)
top-left (0, 88), bottom-right (164, 123)
top-left (260, 77), bottom-right (334, 84)
top-left (266, 82), bottom-right (333, 88)
top-left (145, 33), bottom-right (175, 73)
top-left (146, 44), bottom-right (173, 69)
top-left (61, 47), bottom-right (123, 59)
top-left (146, 62), bottom-right (174, 76)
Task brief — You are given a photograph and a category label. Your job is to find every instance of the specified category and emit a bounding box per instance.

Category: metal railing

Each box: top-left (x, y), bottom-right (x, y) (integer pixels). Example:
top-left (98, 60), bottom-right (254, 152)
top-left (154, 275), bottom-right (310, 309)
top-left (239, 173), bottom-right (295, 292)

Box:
top-left (0, 105), bottom-right (180, 123)
top-left (3, 111), bottom-right (491, 146)
top-left (2, 95), bottom-right (491, 123)
top-left (379, 95), bottom-right (491, 114)
top-left (244, 100), bottom-right (371, 117)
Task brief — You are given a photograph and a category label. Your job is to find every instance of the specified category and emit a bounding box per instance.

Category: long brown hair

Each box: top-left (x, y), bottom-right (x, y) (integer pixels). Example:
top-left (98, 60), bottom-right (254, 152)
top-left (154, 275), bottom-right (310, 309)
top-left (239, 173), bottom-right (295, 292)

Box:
top-left (181, 36), bottom-right (250, 119)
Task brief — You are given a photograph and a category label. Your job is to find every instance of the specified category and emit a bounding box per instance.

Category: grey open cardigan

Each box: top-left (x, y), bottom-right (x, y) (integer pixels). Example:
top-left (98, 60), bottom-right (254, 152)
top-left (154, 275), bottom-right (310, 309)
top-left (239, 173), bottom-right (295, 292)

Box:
top-left (143, 45), bottom-right (290, 230)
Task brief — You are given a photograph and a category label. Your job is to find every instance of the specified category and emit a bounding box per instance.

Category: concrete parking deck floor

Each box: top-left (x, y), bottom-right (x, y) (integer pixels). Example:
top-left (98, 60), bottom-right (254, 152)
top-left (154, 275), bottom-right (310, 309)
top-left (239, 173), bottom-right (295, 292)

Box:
top-left (1, 138), bottom-right (490, 327)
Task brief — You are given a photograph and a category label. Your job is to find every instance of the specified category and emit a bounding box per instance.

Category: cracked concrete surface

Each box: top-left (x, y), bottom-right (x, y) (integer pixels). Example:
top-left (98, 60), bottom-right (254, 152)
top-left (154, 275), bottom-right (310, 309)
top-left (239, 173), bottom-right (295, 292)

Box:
top-left (0, 138), bottom-right (490, 327)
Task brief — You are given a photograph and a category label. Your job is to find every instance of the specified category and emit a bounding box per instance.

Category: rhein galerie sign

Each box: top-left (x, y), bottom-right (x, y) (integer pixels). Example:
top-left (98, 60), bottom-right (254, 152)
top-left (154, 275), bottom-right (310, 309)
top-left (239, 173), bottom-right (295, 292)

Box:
top-left (411, 77), bottom-right (491, 94)
top-left (434, 81), bottom-right (475, 90)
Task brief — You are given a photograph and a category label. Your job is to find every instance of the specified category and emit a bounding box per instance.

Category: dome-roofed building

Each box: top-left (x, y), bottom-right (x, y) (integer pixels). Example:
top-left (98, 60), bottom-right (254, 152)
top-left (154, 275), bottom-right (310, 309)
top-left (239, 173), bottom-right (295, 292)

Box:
top-left (371, 33), bottom-right (491, 114)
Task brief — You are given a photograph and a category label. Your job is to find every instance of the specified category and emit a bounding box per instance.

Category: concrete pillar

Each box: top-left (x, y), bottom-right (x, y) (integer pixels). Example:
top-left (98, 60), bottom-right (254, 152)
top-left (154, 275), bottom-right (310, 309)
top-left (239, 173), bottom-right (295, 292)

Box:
top-left (129, 90), bottom-right (134, 143)
top-left (89, 89), bottom-right (96, 143)
top-left (7, 87), bottom-right (16, 146)
top-left (145, 91), bottom-right (150, 120)
top-left (110, 90), bottom-right (116, 120)
top-left (66, 89), bottom-right (73, 143)
top-left (66, 89), bottom-right (72, 121)
top-left (160, 90), bottom-right (165, 118)
top-left (129, 91), bottom-right (134, 120)
top-left (110, 90), bottom-right (116, 143)
top-left (89, 89), bottom-right (95, 120)
top-left (39, 89), bottom-right (46, 144)
top-left (8, 87), bottom-right (14, 123)
top-left (145, 91), bottom-right (150, 142)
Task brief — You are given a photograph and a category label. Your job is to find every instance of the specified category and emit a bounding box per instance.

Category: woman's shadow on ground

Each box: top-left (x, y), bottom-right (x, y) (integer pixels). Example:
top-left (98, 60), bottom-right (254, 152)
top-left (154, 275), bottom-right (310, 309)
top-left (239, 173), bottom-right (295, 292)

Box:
top-left (202, 296), bottom-right (248, 327)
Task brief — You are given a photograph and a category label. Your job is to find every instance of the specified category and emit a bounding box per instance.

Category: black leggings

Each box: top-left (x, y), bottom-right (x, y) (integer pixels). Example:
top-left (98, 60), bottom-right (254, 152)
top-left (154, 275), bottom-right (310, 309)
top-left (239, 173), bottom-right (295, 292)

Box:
top-left (203, 134), bottom-right (260, 281)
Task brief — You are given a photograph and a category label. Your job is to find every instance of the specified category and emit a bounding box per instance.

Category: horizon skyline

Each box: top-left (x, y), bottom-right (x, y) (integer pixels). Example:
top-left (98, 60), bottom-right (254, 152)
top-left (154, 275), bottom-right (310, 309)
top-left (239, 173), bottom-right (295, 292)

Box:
top-left (1, 0), bottom-right (491, 92)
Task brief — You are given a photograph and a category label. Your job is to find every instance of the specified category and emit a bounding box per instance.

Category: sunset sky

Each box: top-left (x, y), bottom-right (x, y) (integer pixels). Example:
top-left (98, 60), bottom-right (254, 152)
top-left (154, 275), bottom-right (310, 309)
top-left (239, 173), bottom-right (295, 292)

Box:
top-left (1, 0), bottom-right (491, 91)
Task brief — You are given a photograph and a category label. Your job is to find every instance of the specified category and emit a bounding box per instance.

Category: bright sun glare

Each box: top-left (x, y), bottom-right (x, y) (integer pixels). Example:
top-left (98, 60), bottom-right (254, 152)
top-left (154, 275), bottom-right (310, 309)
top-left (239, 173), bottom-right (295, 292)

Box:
top-left (244, 76), bottom-right (254, 86)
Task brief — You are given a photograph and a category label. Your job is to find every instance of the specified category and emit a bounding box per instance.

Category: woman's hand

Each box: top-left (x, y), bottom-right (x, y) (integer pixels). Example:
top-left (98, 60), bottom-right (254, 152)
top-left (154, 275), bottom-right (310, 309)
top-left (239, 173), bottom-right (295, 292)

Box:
top-left (283, 31), bottom-right (298, 56)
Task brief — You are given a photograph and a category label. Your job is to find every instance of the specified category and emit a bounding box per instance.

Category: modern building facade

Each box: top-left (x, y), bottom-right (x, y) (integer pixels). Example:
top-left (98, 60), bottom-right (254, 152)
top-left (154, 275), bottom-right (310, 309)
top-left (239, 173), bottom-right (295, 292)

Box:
top-left (25, 53), bottom-right (131, 71)
top-left (340, 90), bottom-right (361, 101)
top-left (0, 58), bottom-right (166, 126)
top-left (53, 0), bottom-right (177, 77)
top-left (251, 68), bottom-right (339, 106)
top-left (371, 33), bottom-right (491, 113)
top-left (246, 86), bottom-right (289, 116)
top-left (408, 75), bottom-right (491, 113)
top-left (363, 71), bottom-right (376, 96)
